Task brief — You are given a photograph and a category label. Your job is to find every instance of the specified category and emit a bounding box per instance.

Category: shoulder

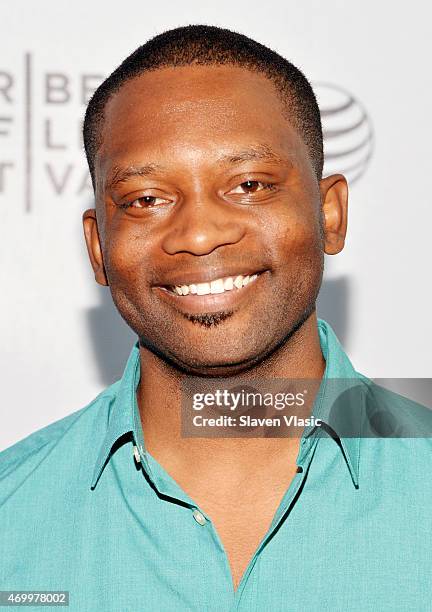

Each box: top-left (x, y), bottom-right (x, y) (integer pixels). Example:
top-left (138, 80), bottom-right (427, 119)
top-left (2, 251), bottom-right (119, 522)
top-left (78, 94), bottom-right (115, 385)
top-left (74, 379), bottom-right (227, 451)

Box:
top-left (354, 374), bottom-right (432, 479)
top-left (329, 372), bottom-right (432, 437)
top-left (357, 375), bottom-right (432, 440)
top-left (327, 372), bottom-right (432, 453)
top-left (0, 381), bottom-right (120, 489)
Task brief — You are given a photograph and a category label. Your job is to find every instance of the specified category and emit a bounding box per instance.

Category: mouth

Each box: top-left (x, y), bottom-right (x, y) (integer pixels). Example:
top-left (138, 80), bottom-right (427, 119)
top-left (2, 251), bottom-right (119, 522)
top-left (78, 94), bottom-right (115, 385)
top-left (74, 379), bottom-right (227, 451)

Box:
top-left (154, 271), bottom-right (265, 315)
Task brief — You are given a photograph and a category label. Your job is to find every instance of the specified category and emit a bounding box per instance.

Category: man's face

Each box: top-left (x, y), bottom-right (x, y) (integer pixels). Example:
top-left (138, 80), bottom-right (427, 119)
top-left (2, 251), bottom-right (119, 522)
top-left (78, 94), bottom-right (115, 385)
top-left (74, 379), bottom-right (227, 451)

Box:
top-left (85, 65), bottom-right (339, 376)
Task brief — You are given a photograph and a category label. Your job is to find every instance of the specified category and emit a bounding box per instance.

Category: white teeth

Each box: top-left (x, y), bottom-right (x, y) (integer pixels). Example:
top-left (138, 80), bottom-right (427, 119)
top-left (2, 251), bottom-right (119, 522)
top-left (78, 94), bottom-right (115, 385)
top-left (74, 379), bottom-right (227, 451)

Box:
top-left (233, 275), bottom-right (244, 289)
top-left (169, 273), bottom-right (260, 295)
top-left (210, 279), bottom-right (225, 294)
top-left (196, 282), bottom-right (211, 295)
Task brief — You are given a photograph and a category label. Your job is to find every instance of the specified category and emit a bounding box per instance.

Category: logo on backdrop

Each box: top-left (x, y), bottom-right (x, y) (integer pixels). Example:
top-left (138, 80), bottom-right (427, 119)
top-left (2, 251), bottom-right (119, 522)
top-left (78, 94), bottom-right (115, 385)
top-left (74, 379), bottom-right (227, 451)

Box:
top-left (0, 54), bottom-right (374, 212)
top-left (0, 53), bottom-right (103, 212)
top-left (314, 83), bottom-right (374, 184)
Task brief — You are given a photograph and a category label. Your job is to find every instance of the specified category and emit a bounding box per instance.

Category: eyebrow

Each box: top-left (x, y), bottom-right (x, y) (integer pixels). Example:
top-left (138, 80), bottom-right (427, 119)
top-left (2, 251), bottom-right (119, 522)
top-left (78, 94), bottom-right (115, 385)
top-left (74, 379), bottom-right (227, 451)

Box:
top-left (216, 144), bottom-right (290, 166)
top-left (105, 163), bottom-right (163, 191)
top-left (105, 144), bottom-right (291, 191)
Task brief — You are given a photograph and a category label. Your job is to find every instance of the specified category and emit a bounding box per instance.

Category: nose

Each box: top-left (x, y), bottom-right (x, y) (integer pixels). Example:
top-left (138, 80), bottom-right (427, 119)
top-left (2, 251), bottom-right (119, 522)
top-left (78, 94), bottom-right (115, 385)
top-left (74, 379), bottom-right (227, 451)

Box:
top-left (160, 195), bottom-right (245, 256)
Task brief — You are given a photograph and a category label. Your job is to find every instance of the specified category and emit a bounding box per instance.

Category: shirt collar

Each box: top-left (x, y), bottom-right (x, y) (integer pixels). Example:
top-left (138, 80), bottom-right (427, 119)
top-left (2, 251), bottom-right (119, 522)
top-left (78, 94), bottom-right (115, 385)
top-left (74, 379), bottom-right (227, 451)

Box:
top-left (309, 318), bottom-right (362, 488)
top-left (90, 339), bottom-right (144, 490)
top-left (90, 318), bottom-right (362, 490)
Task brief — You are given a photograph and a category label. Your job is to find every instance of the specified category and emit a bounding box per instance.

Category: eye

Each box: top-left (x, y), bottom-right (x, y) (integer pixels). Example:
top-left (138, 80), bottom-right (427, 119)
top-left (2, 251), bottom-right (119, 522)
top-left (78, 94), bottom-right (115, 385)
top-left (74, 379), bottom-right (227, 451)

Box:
top-left (118, 195), bottom-right (169, 209)
top-left (229, 180), bottom-right (276, 194)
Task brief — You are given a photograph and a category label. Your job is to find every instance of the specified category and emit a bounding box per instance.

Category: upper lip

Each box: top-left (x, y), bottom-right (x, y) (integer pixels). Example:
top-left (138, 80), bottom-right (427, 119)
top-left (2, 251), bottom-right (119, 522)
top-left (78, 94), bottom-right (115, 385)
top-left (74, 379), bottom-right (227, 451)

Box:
top-left (154, 266), bottom-right (267, 288)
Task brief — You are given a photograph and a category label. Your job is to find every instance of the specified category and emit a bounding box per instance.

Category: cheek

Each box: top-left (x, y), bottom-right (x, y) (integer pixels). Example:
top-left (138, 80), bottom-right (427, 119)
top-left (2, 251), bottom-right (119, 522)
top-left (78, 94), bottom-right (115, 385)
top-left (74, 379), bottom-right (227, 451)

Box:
top-left (103, 228), bottom-right (153, 290)
top-left (264, 202), bottom-right (322, 263)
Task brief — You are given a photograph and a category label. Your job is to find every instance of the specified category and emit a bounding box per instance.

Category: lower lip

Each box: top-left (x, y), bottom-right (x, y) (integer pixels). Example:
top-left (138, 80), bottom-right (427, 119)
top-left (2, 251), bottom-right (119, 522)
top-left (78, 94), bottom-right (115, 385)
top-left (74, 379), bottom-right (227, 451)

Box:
top-left (153, 274), bottom-right (265, 315)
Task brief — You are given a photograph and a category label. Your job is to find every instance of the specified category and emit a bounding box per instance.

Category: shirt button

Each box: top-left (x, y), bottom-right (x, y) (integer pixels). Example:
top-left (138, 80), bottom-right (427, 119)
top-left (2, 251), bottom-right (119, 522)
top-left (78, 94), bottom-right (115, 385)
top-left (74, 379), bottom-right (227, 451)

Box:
top-left (192, 509), bottom-right (206, 526)
top-left (133, 445), bottom-right (141, 463)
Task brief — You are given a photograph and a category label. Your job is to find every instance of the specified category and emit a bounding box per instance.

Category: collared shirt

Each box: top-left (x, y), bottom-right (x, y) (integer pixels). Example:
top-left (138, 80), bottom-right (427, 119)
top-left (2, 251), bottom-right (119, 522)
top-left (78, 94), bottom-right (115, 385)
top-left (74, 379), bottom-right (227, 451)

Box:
top-left (1, 319), bottom-right (431, 611)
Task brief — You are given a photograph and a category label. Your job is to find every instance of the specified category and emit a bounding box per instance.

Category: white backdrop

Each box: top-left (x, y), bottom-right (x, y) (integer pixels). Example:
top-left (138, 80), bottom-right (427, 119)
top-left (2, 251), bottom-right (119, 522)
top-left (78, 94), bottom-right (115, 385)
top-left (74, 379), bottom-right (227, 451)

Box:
top-left (1, 0), bottom-right (431, 450)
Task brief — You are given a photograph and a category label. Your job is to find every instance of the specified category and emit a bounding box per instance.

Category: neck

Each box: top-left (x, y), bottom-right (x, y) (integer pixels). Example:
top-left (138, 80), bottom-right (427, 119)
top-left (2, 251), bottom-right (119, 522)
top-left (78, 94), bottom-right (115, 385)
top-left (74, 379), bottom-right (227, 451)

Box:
top-left (136, 312), bottom-right (325, 472)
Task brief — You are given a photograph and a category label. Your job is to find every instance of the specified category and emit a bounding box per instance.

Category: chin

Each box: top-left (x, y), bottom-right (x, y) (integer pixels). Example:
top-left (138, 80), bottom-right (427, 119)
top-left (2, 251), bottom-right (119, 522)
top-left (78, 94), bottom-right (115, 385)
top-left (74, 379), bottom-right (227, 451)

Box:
top-left (149, 341), bottom-right (259, 376)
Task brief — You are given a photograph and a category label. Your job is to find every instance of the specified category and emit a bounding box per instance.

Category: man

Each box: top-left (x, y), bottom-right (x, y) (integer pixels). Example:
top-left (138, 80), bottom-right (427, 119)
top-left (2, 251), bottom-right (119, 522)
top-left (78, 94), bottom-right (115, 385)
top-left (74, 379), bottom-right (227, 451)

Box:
top-left (1, 24), bottom-right (431, 611)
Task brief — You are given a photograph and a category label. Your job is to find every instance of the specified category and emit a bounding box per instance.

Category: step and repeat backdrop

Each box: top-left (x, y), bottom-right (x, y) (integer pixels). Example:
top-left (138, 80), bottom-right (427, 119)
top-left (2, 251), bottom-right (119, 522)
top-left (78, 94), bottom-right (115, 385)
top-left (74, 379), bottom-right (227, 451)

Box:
top-left (1, 0), bottom-right (431, 449)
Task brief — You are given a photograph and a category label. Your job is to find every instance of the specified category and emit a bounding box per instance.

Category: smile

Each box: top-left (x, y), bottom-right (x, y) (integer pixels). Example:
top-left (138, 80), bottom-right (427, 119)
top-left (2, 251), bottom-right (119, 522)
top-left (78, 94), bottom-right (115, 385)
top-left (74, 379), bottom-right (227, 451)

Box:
top-left (154, 271), bottom-right (265, 315)
top-left (166, 273), bottom-right (260, 296)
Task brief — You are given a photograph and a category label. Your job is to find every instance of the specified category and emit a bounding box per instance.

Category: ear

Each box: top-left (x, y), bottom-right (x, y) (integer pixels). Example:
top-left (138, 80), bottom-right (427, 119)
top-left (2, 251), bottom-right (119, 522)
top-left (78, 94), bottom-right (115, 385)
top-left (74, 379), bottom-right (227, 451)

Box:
top-left (319, 174), bottom-right (349, 255)
top-left (82, 208), bottom-right (109, 286)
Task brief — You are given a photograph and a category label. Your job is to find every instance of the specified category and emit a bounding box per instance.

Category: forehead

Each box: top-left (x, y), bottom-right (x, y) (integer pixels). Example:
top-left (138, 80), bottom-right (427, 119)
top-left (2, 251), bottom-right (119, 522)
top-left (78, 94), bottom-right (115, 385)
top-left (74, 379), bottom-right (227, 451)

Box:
top-left (97, 64), bottom-right (306, 178)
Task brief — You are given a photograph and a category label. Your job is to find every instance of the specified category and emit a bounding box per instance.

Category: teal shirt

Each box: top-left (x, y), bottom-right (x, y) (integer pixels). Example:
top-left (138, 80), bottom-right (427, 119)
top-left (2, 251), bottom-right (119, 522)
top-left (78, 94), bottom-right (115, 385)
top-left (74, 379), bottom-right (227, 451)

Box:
top-left (1, 319), bottom-right (431, 611)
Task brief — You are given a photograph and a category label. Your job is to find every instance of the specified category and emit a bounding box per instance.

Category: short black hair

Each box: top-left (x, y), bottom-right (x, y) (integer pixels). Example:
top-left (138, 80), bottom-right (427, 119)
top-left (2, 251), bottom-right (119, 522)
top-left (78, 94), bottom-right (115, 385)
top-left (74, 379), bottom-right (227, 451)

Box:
top-left (83, 24), bottom-right (323, 188)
